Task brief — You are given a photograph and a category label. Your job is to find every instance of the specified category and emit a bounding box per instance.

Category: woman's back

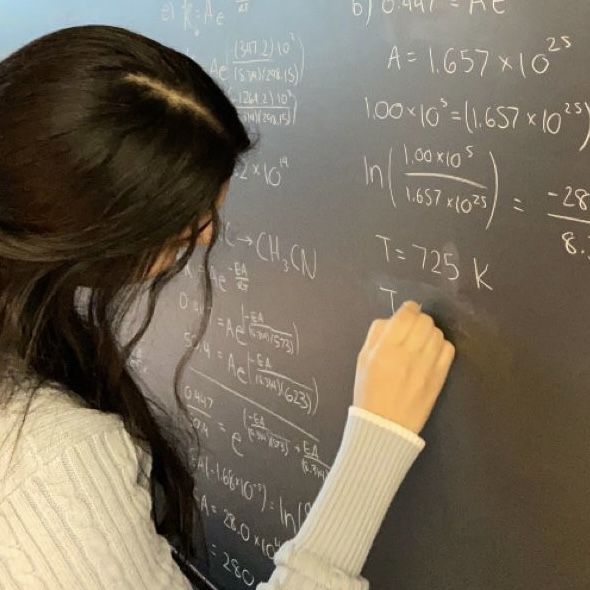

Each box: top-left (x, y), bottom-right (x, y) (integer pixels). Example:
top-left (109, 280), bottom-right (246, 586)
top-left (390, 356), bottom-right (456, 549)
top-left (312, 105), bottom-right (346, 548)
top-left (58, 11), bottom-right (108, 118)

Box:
top-left (0, 383), bottom-right (195, 589)
top-left (0, 385), bottom-right (143, 496)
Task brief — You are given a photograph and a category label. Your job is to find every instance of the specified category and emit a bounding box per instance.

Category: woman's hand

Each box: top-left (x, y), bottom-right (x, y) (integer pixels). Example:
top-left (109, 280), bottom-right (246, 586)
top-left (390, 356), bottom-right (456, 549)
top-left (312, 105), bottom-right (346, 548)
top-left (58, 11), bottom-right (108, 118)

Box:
top-left (353, 300), bottom-right (455, 434)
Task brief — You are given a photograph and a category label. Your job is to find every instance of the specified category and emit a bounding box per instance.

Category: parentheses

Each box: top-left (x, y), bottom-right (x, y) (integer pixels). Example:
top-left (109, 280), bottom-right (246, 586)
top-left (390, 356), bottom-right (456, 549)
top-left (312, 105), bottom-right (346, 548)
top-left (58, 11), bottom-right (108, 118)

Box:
top-left (293, 97), bottom-right (298, 125)
top-left (367, 0), bottom-right (373, 27)
top-left (579, 102), bottom-right (590, 152)
top-left (261, 483), bottom-right (267, 512)
top-left (464, 98), bottom-right (474, 134)
top-left (455, 194), bottom-right (460, 215)
top-left (312, 377), bottom-right (319, 415)
top-left (297, 35), bottom-right (305, 79)
top-left (243, 407), bottom-right (248, 432)
top-left (486, 151), bottom-right (499, 230)
top-left (519, 52), bottom-right (527, 79)
top-left (388, 145), bottom-right (397, 208)
top-left (293, 321), bottom-right (300, 355)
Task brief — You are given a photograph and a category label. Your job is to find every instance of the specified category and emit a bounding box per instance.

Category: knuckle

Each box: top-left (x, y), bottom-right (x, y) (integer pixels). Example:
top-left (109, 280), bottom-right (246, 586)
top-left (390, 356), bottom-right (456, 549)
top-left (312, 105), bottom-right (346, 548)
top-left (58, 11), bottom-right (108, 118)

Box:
top-left (437, 341), bottom-right (455, 366)
top-left (372, 348), bottom-right (389, 365)
top-left (421, 313), bottom-right (435, 329)
top-left (366, 348), bottom-right (379, 363)
top-left (368, 318), bottom-right (386, 336)
top-left (397, 314), bottom-right (412, 329)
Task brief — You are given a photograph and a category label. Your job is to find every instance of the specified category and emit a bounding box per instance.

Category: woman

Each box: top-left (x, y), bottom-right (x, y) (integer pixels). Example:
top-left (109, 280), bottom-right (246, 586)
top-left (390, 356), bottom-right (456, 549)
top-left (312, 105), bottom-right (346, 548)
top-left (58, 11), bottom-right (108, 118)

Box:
top-left (0, 25), bottom-right (455, 589)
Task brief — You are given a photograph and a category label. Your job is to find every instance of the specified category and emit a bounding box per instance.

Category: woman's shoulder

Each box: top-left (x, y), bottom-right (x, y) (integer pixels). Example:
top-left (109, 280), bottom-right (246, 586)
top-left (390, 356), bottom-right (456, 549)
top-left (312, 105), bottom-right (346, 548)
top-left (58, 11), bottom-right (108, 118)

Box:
top-left (2, 383), bottom-right (126, 454)
top-left (0, 383), bottom-right (151, 501)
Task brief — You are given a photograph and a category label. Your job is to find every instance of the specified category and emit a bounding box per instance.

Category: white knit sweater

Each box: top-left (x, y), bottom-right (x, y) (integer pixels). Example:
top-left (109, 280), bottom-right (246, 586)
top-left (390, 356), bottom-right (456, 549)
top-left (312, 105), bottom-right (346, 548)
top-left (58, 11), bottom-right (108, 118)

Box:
top-left (0, 384), bottom-right (424, 589)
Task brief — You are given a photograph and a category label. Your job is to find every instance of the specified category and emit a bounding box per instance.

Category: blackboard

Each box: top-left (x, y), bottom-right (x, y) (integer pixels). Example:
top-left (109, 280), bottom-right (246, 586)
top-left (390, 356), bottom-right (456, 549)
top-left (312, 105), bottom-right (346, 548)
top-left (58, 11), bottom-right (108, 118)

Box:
top-left (5, 2), bottom-right (590, 589)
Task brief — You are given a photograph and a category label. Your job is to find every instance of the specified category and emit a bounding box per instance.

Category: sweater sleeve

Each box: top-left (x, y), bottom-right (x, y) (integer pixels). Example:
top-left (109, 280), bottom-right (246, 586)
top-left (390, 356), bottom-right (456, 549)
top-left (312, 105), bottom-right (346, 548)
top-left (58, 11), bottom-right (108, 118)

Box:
top-left (0, 424), bottom-right (193, 590)
top-left (257, 405), bottom-right (425, 589)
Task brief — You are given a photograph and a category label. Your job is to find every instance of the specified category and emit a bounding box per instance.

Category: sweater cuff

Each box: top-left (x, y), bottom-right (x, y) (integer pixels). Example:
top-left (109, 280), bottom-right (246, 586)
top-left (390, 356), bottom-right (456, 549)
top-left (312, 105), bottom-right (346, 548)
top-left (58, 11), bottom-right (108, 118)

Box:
top-left (283, 405), bottom-right (425, 576)
top-left (348, 405), bottom-right (426, 449)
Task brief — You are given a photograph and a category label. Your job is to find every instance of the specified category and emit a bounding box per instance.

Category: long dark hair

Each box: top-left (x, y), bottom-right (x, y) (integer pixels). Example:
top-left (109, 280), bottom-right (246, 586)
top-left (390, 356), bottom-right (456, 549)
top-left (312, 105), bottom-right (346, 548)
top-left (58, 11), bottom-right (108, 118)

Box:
top-left (0, 24), bottom-right (255, 582)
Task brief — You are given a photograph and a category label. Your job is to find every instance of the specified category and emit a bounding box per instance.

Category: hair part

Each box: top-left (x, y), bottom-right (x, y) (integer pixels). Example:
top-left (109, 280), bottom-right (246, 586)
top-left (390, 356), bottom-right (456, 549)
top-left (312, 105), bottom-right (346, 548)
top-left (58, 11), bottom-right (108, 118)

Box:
top-left (122, 72), bottom-right (226, 134)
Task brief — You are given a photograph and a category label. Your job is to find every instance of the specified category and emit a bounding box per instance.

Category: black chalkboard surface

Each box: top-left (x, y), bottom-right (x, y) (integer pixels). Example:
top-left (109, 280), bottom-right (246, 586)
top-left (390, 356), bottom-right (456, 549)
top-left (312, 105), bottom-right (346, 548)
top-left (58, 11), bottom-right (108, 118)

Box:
top-left (130, 2), bottom-right (590, 589)
top-left (7, 1), bottom-right (589, 588)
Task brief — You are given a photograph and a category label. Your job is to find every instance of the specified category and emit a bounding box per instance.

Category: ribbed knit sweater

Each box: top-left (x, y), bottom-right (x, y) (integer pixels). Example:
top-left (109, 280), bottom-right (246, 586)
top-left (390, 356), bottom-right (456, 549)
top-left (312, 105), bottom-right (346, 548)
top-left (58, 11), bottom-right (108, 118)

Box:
top-left (0, 384), bottom-right (424, 589)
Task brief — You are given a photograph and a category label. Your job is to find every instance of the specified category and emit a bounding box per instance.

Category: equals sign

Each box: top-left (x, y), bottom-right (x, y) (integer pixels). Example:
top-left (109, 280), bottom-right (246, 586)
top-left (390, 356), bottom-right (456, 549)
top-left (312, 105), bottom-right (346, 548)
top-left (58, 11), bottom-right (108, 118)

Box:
top-left (450, 111), bottom-right (462, 121)
top-left (406, 52), bottom-right (417, 63)
top-left (217, 350), bottom-right (223, 358)
top-left (396, 249), bottom-right (406, 260)
top-left (218, 422), bottom-right (226, 432)
top-left (216, 317), bottom-right (224, 327)
top-left (513, 198), bottom-right (524, 212)
top-left (449, 0), bottom-right (460, 7)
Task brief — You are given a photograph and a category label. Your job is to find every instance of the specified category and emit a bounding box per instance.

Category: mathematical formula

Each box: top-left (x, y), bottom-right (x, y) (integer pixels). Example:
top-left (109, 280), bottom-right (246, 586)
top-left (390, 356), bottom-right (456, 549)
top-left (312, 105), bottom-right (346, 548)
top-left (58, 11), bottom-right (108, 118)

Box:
top-left (152, 1), bottom-right (590, 587)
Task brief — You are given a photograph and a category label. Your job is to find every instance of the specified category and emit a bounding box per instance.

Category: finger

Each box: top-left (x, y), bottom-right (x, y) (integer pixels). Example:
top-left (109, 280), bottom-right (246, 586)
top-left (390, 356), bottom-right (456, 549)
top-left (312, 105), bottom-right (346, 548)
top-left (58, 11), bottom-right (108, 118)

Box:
top-left (428, 341), bottom-right (456, 395)
top-left (377, 300), bottom-right (422, 347)
top-left (400, 300), bottom-right (421, 314)
top-left (362, 318), bottom-right (388, 354)
top-left (439, 340), bottom-right (456, 369)
top-left (418, 327), bottom-right (445, 373)
top-left (404, 312), bottom-right (435, 351)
